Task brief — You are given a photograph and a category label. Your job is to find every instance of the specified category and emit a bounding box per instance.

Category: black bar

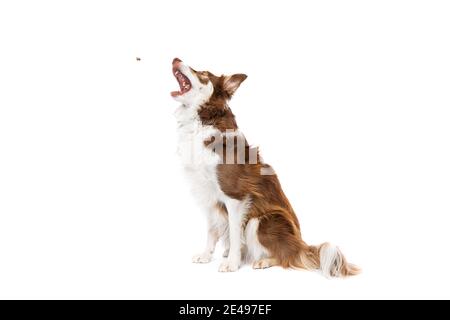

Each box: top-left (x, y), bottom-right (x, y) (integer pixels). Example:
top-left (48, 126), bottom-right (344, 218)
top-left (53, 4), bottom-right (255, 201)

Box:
top-left (0, 299), bottom-right (444, 319)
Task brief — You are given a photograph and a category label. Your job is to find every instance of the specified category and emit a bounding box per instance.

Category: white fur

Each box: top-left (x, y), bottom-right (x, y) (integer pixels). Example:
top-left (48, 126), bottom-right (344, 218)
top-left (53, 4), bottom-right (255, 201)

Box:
top-left (218, 197), bottom-right (250, 272)
top-left (245, 218), bottom-right (268, 263)
top-left (319, 243), bottom-right (342, 278)
top-left (173, 63), bottom-right (223, 209)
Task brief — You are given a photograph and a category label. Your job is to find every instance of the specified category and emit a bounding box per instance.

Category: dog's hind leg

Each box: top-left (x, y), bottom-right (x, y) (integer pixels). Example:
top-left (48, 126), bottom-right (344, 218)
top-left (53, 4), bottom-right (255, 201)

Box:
top-left (253, 258), bottom-right (278, 269)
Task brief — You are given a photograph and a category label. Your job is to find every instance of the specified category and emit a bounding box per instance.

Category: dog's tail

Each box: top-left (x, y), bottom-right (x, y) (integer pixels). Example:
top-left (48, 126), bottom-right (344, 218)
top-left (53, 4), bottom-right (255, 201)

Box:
top-left (296, 242), bottom-right (360, 278)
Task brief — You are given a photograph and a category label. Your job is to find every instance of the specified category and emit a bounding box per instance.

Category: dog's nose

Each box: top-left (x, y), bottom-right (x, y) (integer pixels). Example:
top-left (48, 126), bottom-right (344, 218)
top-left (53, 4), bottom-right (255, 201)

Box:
top-left (172, 57), bottom-right (182, 65)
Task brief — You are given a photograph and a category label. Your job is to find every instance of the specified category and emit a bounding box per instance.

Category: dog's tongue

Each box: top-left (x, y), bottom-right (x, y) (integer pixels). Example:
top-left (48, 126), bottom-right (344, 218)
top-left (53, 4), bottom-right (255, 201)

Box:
top-left (171, 91), bottom-right (181, 97)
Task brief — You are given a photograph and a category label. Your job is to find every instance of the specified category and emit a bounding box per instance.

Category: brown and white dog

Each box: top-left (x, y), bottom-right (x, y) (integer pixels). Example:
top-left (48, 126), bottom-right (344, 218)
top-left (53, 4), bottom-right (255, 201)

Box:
top-left (171, 58), bottom-right (359, 277)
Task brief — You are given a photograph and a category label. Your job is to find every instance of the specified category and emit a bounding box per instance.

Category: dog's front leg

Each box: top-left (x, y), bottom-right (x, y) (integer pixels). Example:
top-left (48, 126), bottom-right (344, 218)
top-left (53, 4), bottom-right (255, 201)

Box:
top-left (192, 205), bottom-right (228, 263)
top-left (218, 198), bottom-right (246, 272)
top-left (192, 226), bottom-right (219, 263)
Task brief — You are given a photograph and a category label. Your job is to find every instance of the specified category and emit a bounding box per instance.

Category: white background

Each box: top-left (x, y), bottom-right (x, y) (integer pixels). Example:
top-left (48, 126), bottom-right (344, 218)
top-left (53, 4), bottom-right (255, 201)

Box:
top-left (1, 0), bottom-right (449, 299)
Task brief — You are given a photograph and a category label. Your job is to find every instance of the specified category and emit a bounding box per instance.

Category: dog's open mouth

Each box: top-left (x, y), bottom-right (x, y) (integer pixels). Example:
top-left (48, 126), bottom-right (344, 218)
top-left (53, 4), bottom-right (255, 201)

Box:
top-left (171, 68), bottom-right (192, 97)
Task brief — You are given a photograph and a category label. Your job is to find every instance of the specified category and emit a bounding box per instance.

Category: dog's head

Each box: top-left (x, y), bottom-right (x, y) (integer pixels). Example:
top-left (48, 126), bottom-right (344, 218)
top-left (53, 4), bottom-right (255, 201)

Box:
top-left (171, 58), bottom-right (247, 108)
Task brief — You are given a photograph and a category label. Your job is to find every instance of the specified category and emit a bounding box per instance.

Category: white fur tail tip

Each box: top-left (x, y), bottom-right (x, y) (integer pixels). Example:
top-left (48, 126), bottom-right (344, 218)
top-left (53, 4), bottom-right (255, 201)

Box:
top-left (319, 242), bottom-right (360, 278)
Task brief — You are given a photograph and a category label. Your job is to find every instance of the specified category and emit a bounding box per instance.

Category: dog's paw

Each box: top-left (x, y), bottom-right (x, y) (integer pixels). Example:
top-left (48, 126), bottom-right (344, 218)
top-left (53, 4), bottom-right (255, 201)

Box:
top-left (192, 253), bottom-right (212, 263)
top-left (222, 249), bottom-right (229, 258)
top-left (252, 258), bottom-right (275, 269)
top-left (218, 259), bottom-right (239, 272)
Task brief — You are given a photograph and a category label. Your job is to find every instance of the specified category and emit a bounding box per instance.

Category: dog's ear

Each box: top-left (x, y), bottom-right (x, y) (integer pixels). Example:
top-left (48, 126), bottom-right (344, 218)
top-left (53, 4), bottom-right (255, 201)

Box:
top-left (223, 74), bottom-right (247, 97)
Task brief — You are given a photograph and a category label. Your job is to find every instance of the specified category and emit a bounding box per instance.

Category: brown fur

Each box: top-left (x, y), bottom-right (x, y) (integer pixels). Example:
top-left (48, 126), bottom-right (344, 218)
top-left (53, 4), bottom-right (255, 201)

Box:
top-left (189, 66), bottom-right (359, 277)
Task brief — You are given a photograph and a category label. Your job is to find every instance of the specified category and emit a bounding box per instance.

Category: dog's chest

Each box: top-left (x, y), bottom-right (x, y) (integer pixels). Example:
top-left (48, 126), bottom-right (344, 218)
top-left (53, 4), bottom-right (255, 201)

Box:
top-left (176, 118), bottom-right (224, 207)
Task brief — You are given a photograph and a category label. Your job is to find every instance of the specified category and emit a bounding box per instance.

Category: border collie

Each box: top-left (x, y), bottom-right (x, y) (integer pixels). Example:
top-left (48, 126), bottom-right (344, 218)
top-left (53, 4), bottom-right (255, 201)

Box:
top-left (171, 58), bottom-right (359, 277)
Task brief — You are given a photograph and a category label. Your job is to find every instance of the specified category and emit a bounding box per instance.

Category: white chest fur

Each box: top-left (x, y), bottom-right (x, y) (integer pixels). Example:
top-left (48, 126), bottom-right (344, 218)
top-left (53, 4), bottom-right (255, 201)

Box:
top-left (175, 106), bottom-right (224, 209)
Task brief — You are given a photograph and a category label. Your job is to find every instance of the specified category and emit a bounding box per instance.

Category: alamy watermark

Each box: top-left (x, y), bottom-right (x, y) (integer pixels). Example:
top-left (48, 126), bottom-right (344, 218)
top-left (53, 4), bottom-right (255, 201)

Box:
top-left (179, 129), bottom-right (275, 175)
